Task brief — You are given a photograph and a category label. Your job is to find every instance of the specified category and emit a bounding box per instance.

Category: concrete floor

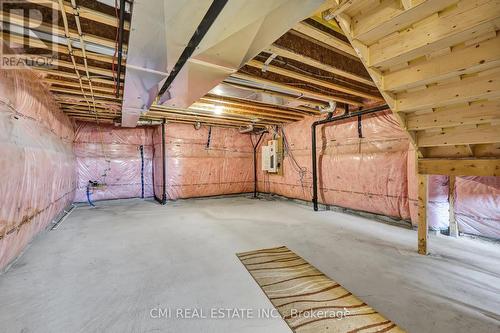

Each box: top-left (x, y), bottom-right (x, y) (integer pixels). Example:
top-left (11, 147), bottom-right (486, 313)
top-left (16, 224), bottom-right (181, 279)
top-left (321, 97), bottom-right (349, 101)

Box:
top-left (0, 196), bottom-right (499, 333)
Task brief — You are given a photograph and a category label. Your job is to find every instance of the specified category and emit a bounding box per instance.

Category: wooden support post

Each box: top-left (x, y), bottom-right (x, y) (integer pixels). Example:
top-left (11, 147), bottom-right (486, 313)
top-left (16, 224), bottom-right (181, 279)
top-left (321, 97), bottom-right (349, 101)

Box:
top-left (418, 174), bottom-right (428, 255)
top-left (448, 175), bottom-right (458, 237)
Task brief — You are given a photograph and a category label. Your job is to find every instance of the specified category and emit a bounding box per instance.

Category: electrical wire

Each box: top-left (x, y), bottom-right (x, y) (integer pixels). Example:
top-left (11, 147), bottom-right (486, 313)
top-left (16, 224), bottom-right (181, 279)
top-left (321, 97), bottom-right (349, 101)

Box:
top-left (280, 127), bottom-right (313, 197)
top-left (59, 0), bottom-right (111, 185)
top-left (112, 0), bottom-right (119, 95)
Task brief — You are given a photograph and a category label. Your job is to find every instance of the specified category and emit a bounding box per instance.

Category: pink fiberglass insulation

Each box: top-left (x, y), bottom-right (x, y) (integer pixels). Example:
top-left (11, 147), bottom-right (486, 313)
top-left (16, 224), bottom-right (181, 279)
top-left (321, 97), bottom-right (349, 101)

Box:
top-left (0, 69), bottom-right (76, 270)
top-left (74, 122), bottom-right (154, 202)
top-left (257, 111), bottom-right (412, 220)
top-left (455, 176), bottom-right (500, 238)
top-left (153, 123), bottom-right (253, 200)
top-left (407, 152), bottom-right (450, 229)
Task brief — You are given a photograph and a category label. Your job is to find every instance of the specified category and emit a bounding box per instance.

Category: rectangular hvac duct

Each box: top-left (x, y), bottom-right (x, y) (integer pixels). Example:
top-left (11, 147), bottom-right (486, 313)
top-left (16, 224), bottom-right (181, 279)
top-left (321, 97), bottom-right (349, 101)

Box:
top-left (122, 0), bottom-right (325, 127)
top-left (121, 0), bottom-right (212, 127)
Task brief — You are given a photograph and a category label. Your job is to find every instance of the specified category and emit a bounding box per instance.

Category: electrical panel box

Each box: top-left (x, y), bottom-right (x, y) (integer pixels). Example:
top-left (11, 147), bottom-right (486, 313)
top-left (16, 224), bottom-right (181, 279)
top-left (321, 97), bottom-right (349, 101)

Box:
top-left (261, 145), bottom-right (272, 172)
top-left (261, 138), bottom-right (282, 173)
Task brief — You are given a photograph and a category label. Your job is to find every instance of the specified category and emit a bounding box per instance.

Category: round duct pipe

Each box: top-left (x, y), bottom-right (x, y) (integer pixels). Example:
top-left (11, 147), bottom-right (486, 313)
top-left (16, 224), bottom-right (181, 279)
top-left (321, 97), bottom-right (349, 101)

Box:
top-left (239, 124), bottom-right (254, 134)
top-left (319, 101), bottom-right (337, 114)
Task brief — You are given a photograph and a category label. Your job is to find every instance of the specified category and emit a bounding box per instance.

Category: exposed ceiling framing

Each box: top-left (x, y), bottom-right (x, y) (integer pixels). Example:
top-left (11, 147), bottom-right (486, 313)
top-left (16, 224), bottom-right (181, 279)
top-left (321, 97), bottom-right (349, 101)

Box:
top-left (1, 0), bottom-right (382, 129)
top-left (326, 0), bottom-right (500, 163)
top-left (323, 0), bottom-right (500, 255)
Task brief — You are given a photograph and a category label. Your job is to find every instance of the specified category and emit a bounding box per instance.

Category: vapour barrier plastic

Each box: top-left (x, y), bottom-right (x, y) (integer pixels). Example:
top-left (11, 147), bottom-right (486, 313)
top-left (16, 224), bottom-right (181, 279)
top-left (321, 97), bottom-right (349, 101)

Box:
top-left (0, 69), bottom-right (76, 271)
top-left (257, 111), bottom-right (412, 220)
top-left (455, 176), bottom-right (500, 238)
top-left (427, 176), bottom-right (451, 230)
top-left (258, 112), bottom-right (499, 237)
top-left (74, 122), bottom-right (154, 202)
top-left (153, 123), bottom-right (253, 200)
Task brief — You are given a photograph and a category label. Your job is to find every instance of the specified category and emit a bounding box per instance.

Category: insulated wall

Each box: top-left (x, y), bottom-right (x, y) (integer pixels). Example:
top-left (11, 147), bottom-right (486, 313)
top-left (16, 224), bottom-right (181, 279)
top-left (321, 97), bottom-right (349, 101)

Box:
top-left (256, 112), bottom-right (500, 238)
top-left (0, 69), bottom-right (76, 271)
top-left (153, 123), bottom-right (253, 200)
top-left (74, 122), bottom-right (154, 202)
top-left (455, 177), bottom-right (500, 238)
top-left (257, 111), bottom-right (412, 220)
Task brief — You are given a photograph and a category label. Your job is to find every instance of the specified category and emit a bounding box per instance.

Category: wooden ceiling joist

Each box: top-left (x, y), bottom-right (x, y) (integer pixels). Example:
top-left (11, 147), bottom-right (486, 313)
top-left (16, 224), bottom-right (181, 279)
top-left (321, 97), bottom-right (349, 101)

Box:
top-left (368, 1), bottom-right (500, 69)
top-left (330, 0), bottom-right (500, 163)
top-left (383, 33), bottom-right (500, 92)
top-left (11, 1), bottom-right (382, 127)
top-left (200, 96), bottom-right (315, 116)
top-left (0, 10), bottom-right (124, 50)
top-left (264, 44), bottom-right (375, 87)
top-left (406, 99), bottom-right (500, 131)
top-left (246, 59), bottom-right (382, 101)
top-left (36, 69), bottom-right (118, 87)
top-left (326, 0), bottom-right (500, 255)
top-left (351, 0), bottom-right (459, 45)
top-left (3, 32), bottom-right (123, 66)
top-left (231, 72), bottom-right (364, 107)
top-left (418, 158), bottom-right (500, 176)
top-left (395, 68), bottom-right (500, 112)
top-left (292, 21), bottom-right (357, 58)
top-left (416, 123), bottom-right (500, 147)
top-left (219, 81), bottom-right (328, 109)
top-left (25, 0), bottom-right (130, 30)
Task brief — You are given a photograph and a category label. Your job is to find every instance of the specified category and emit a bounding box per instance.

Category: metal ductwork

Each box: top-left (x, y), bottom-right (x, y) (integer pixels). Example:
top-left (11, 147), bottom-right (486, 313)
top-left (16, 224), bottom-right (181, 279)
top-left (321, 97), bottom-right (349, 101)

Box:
top-left (239, 124), bottom-right (254, 133)
top-left (209, 83), bottom-right (324, 110)
top-left (121, 0), bottom-right (214, 127)
top-left (121, 0), bottom-right (325, 127)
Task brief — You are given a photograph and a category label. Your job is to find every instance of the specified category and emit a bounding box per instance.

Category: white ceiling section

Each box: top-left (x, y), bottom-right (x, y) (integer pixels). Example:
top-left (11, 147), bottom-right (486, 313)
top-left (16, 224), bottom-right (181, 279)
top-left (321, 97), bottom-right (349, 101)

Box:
top-left (122, 0), bottom-right (325, 127)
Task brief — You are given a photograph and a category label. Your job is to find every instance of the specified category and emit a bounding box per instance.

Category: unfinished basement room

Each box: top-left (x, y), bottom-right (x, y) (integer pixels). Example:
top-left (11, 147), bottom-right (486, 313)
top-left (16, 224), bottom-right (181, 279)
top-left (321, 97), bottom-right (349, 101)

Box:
top-left (1, 0), bottom-right (499, 332)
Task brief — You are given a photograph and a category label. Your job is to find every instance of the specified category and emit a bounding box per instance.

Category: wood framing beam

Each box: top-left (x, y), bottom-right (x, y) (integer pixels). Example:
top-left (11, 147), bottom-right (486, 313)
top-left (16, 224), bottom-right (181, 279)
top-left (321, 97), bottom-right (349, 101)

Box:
top-left (145, 109), bottom-right (263, 126)
top-left (26, 0), bottom-right (130, 30)
top-left (194, 102), bottom-right (303, 120)
top-left (49, 86), bottom-right (119, 100)
top-left (324, 0), bottom-right (363, 18)
top-left (3, 32), bottom-right (123, 65)
top-left (351, 0), bottom-right (458, 45)
top-left (310, 14), bottom-right (345, 35)
top-left (334, 12), bottom-right (422, 157)
top-left (395, 69), bottom-right (500, 112)
top-left (189, 103), bottom-right (300, 122)
top-left (418, 158), bottom-right (500, 176)
top-left (36, 68), bottom-right (118, 86)
top-left (369, 0), bottom-right (500, 69)
top-left (264, 44), bottom-right (376, 87)
top-left (0, 10), bottom-right (123, 50)
top-left (292, 21), bottom-right (357, 57)
top-left (57, 89), bottom-right (295, 124)
top-left (16, 56), bottom-right (118, 79)
top-left (418, 174), bottom-right (428, 255)
top-left (384, 34), bottom-right (500, 92)
top-left (220, 81), bottom-right (328, 110)
top-left (200, 96), bottom-right (315, 116)
top-left (46, 79), bottom-right (116, 94)
top-left (406, 100), bottom-right (500, 130)
top-left (448, 175), bottom-right (459, 237)
top-left (246, 60), bottom-right (383, 101)
top-left (417, 124), bottom-right (500, 147)
top-left (231, 72), bottom-right (364, 107)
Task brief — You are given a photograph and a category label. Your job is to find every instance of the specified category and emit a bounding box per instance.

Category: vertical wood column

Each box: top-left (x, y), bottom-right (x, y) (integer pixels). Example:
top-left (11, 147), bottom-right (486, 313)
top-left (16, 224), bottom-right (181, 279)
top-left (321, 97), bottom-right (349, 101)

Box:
top-left (448, 175), bottom-right (458, 237)
top-left (418, 174), bottom-right (428, 255)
